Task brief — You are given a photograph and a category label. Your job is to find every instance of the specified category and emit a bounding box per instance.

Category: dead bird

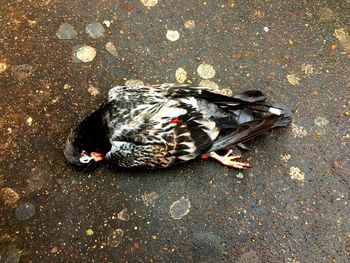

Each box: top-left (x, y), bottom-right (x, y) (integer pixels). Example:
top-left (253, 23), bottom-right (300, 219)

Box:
top-left (64, 84), bottom-right (292, 170)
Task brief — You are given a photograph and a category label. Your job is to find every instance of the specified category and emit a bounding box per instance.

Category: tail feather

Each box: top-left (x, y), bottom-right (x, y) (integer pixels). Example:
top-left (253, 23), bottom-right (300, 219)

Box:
top-left (209, 103), bottom-right (292, 152)
top-left (168, 85), bottom-right (292, 152)
top-left (271, 103), bottom-right (292, 128)
top-left (209, 115), bottom-right (283, 152)
top-left (233, 90), bottom-right (266, 102)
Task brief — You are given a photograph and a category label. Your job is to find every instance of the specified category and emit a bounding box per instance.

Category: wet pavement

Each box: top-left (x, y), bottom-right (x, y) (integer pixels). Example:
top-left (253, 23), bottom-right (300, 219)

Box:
top-left (0, 0), bottom-right (349, 262)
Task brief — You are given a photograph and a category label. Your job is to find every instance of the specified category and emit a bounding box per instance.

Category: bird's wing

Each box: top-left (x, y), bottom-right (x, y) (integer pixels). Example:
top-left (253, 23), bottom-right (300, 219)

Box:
top-left (104, 85), bottom-right (221, 168)
top-left (104, 84), bottom-right (291, 168)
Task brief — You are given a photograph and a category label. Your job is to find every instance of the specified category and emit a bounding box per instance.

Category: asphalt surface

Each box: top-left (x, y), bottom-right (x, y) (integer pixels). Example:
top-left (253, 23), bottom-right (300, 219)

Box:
top-left (0, 1), bottom-right (349, 262)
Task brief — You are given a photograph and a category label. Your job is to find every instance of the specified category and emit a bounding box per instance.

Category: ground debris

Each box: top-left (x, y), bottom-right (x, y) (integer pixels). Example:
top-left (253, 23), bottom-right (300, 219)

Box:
top-left (170, 197), bottom-right (191, 219)
top-left (197, 63), bottom-right (216, 79)
top-left (56, 23), bottom-right (77, 39)
top-left (335, 28), bottom-right (350, 53)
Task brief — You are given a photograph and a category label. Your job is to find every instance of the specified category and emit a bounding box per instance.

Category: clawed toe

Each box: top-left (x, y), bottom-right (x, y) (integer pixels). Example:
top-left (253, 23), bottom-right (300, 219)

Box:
top-left (208, 150), bottom-right (251, 169)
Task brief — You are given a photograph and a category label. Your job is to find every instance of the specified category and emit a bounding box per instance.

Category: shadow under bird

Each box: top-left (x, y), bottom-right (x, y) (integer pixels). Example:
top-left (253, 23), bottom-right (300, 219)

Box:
top-left (64, 84), bottom-right (292, 170)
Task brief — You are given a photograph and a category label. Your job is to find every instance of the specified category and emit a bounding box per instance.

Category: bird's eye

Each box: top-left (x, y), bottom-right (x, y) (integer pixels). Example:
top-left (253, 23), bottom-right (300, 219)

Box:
top-left (79, 155), bottom-right (92, 163)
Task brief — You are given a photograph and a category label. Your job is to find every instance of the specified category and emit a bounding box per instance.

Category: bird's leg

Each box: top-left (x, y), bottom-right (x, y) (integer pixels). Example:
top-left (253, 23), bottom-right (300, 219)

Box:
top-left (208, 150), bottom-right (251, 169)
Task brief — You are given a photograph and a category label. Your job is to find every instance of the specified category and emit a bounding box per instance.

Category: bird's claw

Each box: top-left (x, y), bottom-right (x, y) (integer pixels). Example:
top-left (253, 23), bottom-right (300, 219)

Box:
top-left (209, 150), bottom-right (251, 169)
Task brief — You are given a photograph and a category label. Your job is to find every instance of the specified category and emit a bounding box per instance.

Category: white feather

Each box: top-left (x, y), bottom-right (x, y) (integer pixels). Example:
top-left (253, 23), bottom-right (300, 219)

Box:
top-left (269, 107), bottom-right (283, 115)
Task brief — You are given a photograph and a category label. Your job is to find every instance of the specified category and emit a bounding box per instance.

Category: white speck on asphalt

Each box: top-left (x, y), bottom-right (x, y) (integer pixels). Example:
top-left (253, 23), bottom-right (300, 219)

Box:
top-left (166, 30), bottom-right (180, 41)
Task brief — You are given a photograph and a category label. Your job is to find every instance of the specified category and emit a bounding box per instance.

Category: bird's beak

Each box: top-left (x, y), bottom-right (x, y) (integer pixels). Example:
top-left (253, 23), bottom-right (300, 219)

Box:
top-left (90, 152), bottom-right (105, 162)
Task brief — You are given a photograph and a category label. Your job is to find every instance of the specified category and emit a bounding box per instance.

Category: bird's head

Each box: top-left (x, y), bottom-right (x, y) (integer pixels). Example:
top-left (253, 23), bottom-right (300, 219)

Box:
top-left (64, 138), bottom-right (105, 170)
top-left (63, 107), bottom-right (111, 170)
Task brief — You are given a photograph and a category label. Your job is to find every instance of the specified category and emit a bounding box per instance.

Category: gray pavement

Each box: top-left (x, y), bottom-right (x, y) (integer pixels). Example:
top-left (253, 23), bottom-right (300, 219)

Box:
top-left (0, 1), bottom-right (349, 262)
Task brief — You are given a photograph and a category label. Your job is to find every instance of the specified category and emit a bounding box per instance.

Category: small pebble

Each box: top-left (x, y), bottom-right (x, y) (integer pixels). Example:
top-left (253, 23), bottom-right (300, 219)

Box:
top-left (27, 19), bottom-right (37, 28)
top-left (14, 202), bottom-right (36, 221)
top-left (87, 84), bottom-right (99, 96)
top-left (56, 23), bottom-right (77, 39)
top-left (166, 30), bottom-right (180, 41)
top-left (170, 197), bottom-right (191, 219)
top-left (106, 42), bottom-right (118, 57)
top-left (197, 63), bottom-right (216, 79)
top-left (315, 131), bottom-right (322, 138)
top-left (184, 20), bottom-right (195, 29)
top-left (26, 117), bottom-right (33, 126)
top-left (236, 172), bottom-right (244, 179)
top-left (263, 26), bottom-right (269, 32)
top-left (51, 246), bottom-right (58, 253)
top-left (103, 20), bottom-right (111, 27)
top-left (85, 228), bottom-right (94, 236)
top-left (86, 22), bottom-right (105, 38)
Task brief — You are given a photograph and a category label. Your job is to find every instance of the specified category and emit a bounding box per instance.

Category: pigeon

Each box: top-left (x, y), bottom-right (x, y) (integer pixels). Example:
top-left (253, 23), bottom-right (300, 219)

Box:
top-left (64, 84), bottom-right (292, 170)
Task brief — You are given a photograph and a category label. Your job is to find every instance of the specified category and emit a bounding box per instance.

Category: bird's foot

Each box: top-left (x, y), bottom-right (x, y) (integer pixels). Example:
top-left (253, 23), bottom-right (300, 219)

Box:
top-left (208, 150), bottom-right (251, 169)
